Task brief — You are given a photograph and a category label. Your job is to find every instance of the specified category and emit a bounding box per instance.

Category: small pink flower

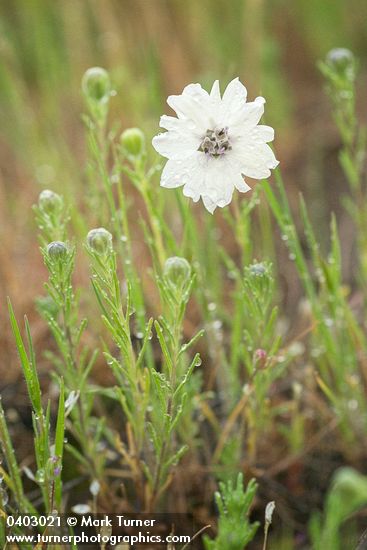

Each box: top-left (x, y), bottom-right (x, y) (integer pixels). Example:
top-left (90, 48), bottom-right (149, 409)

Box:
top-left (254, 348), bottom-right (267, 369)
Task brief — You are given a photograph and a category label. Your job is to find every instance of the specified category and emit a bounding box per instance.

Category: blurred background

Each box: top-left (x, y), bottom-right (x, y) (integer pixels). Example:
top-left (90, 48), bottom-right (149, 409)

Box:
top-left (0, 0), bottom-right (366, 378)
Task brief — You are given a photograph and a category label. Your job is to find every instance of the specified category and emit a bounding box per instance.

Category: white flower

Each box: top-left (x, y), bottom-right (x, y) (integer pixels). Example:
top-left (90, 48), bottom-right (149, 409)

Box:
top-left (152, 78), bottom-right (279, 213)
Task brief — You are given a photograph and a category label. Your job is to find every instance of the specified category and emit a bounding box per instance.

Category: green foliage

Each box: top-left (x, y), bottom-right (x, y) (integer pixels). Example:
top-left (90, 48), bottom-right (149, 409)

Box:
top-left (263, 171), bottom-right (367, 446)
top-left (35, 190), bottom-right (103, 483)
top-left (6, 301), bottom-right (65, 514)
top-left (87, 229), bottom-right (203, 509)
top-left (319, 49), bottom-right (367, 289)
top-left (310, 468), bottom-right (367, 550)
top-left (203, 474), bottom-right (259, 550)
top-left (0, 397), bottom-right (29, 513)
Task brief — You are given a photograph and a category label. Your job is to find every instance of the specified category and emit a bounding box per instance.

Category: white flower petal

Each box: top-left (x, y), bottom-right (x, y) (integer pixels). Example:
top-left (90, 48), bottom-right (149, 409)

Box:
top-left (252, 143), bottom-right (278, 169)
top-left (183, 185), bottom-right (201, 202)
top-left (231, 143), bottom-right (279, 179)
top-left (222, 77), bottom-right (248, 108)
top-left (159, 115), bottom-right (203, 140)
top-left (220, 156), bottom-right (251, 193)
top-left (152, 131), bottom-right (198, 160)
top-left (233, 172), bottom-right (251, 193)
top-left (167, 83), bottom-right (212, 131)
top-left (179, 153), bottom-right (210, 201)
top-left (182, 82), bottom-right (210, 100)
top-left (159, 115), bottom-right (183, 131)
top-left (197, 158), bottom-right (235, 205)
top-left (202, 195), bottom-right (217, 213)
top-left (229, 96), bottom-right (265, 129)
top-left (160, 159), bottom-right (186, 188)
top-left (210, 80), bottom-right (221, 101)
top-left (251, 124), bottom-right (275, 143)
top-left (217, 196), bottom-right (232, 207)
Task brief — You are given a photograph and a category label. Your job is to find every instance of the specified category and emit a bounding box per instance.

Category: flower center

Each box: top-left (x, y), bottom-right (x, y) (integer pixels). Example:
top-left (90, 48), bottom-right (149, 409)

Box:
top-left (198, 127), bottom-right (231, 157)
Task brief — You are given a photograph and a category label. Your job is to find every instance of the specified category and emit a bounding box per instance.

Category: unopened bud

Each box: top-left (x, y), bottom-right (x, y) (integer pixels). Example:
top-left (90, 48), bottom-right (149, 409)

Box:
top-left (325, 48), bottom-right (356, 81)
top-left (254, 348), bottom-right (268, 369)
top-left (121, 128), bottom-right (146, 157)
top-left (47, 241), bottom-right (68, 261)
top-left (163, 256), bottom-right (191, 289)
top-left (249, 262), bottom-right (267, 276)
top-left (38, 189), bottom-right (63, 214)
top-left (82, 67), bottom-right (111, 103)
top-left (87, 228), bottom-right (113, 255)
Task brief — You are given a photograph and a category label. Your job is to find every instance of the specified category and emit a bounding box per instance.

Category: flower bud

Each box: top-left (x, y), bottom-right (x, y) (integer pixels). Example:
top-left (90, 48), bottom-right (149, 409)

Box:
top-left (121, 128), bottom-right (146, 157)
top-left (254, 348), bottom-right (268, 369)
top-left (249, 262), bottom-right (267, 276)
top-left (325, 48), bottom-right (356, 81)
top-left (163, 256), bottom-right (191, 289)
top-left (82, 67), bottom-right (111, 103)
top-left (87, 227), bottom-right (113, 255)
top-left (49, 456), bottom-right (62, 478)
top-left (38, 189), bottom-right (63, 214)
top-left (47, 241), bottom-right (68, 261)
